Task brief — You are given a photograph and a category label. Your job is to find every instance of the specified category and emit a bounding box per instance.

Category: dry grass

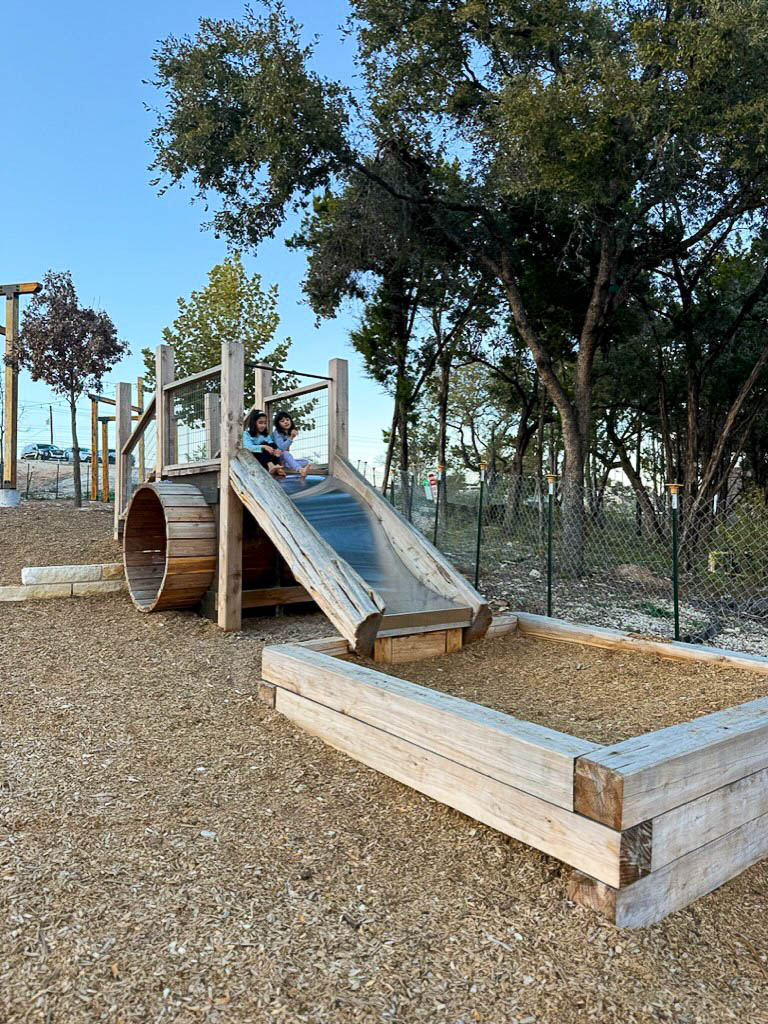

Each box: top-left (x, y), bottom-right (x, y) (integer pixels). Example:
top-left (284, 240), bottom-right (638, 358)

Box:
top-left (361, 631), bottom-right (768, 745)
top-left (1, 508), bottom-right (767, 1022)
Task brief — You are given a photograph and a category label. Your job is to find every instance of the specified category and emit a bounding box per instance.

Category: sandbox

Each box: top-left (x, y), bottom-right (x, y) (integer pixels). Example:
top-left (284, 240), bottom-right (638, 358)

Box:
top-left (260, 615), bottom-right (768, 928)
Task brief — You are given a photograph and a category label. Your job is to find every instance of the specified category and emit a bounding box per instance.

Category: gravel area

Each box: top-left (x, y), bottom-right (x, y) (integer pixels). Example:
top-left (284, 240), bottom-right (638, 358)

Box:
top-left (359, 632), bottom-right (768, 745)
top-left (1, 509), bottom-right (768, 1022)
top-left (0, 500), bottom-right (120, 584)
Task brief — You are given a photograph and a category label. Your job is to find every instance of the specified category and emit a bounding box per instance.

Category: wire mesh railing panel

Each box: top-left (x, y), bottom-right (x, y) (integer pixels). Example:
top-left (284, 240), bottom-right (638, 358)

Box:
top-left (169, 373), bottom-right (222, 465)
top-left (545, 481), bottom-right (678, 637)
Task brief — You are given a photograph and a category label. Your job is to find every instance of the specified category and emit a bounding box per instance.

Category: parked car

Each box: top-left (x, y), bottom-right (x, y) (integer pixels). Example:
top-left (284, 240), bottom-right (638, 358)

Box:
top-left (20, 443), bottom-right (67, 462)
top-left (64, 447), bottom-right (92, 463)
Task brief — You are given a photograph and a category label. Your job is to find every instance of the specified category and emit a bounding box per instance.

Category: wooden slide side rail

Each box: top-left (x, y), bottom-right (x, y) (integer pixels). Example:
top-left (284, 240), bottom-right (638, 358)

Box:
top-left (229, 449), bottom-right (385, 655)
top-left (331, 455), bottom-right (492, 643)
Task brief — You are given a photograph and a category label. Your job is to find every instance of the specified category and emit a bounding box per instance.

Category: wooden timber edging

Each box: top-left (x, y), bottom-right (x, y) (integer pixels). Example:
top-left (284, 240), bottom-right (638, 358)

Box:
top-left (331, 455), bottom-right (492, 644)
top-left (230, 449), bottom-right (385, 656)
top-left (516, 611), bottom-right (768, 674)
top-left (261, 614), bottom-right (768, 927)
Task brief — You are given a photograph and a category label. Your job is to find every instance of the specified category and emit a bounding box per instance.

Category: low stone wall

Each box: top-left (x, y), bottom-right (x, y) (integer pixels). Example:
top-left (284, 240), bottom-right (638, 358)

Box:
top-left (0, 563), bottom-right (126, 601)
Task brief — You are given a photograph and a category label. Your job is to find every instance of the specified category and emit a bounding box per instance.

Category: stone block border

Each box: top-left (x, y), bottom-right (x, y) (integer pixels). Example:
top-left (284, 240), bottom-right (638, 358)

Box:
top-left (0, 563), bottom-right (126, 602)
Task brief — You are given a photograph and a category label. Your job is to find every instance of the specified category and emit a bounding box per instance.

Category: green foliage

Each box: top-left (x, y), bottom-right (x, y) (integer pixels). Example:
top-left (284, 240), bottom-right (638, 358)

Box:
top-left (142, 252), bottom-right (291, 407)
top-left (149, 5), bottom-right (350, 247)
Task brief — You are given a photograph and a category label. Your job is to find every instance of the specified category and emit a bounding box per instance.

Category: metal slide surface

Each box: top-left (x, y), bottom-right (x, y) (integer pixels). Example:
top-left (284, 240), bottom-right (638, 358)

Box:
top-left (281, 474), bottom-right (468, 619)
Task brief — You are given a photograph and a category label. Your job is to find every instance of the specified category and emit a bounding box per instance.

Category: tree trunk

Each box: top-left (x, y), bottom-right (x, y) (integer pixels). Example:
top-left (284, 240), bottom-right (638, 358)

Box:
top-left (70, 396), bottom-right (82, 508)
top-left (380, 405), bottom-right (398, 494)
top-left (397, 400), bottom-right (409, 499)
top-left (684, 372), bottom-right (700, 500)
top-left (436, 353), bottom-right (451, 519)
top-left (606, 420), bottom-right (664, 541)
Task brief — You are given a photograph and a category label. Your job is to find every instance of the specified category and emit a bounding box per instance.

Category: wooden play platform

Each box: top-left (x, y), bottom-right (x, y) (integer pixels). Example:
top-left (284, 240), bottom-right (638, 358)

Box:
top-left (115, 341), bottom-right (489, 656)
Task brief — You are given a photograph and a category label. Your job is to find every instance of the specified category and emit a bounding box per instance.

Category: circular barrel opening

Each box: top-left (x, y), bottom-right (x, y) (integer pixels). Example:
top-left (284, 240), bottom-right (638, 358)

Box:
top-left (123, 483), bottom-right (216, 612)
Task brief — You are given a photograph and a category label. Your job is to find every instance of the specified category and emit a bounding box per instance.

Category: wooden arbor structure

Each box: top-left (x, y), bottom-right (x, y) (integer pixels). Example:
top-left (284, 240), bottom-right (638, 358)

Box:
top-left (115, 341), bottom-right (489, 657)
top-left (1, 281), bottom-right (42, 502)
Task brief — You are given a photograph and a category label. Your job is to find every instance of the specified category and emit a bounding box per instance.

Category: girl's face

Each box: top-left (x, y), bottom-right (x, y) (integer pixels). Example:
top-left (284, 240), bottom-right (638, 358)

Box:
top-left (256, 415), bottom-right (267, 433)
top-left (278, 415), bottom-right (292, 432)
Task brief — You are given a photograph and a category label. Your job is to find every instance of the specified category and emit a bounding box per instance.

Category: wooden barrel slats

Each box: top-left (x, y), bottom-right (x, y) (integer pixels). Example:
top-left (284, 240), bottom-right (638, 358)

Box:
top-left (123, 482), bottom-right (217, 612)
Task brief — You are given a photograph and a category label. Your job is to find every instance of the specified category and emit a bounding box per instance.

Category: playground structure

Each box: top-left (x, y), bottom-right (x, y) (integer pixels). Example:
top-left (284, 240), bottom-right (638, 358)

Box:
top-left (106, 340), bottom-right (768, 926)
top-left (116, 342), bottom-right (490, 656)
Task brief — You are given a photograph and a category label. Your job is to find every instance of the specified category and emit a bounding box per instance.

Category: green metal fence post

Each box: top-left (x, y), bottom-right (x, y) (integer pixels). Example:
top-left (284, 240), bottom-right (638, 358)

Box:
top-left (389, 477), bottom-right (395, 507)
top-left (474, 462), bottom-right (486, 589)
top-left (668, 482), bottom-right (681, 641)
top-left (546, 473), bottom-right (557, 617)
top-left (432, 465), bottom-right (443, 546)
top-left (407, 473), bottom-right (415, 522)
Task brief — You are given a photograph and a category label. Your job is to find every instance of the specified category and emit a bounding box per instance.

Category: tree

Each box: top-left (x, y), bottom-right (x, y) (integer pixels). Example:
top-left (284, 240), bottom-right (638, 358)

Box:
top-left (19, 271), bottom-right (127, 507)
top-left (291, 153), bottom-right (495, 493)
top-left (142, 252), bottom-right (291, 408)
top-left (148, 0), bottom-right (768, 571)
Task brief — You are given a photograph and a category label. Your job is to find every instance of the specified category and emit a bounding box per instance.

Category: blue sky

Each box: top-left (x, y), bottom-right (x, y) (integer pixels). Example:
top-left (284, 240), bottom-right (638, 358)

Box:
top-left (2, 0), bottom-right (389, 468)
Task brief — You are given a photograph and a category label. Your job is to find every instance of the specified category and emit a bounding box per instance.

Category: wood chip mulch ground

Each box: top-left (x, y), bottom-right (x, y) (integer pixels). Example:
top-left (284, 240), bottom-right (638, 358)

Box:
top-left (1, 504), bottom-right (768, 1022)
top-left (0, 500), bottom-right (120, 584)
top-left (361, 631), bottom-right (768, 745)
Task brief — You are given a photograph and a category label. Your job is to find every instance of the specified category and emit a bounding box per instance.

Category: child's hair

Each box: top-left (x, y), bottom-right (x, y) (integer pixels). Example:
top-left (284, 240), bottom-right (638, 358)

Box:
top-left (246, 409), bottom-right (267, 437)
top-left (273, 410), bottom-right (296, 437)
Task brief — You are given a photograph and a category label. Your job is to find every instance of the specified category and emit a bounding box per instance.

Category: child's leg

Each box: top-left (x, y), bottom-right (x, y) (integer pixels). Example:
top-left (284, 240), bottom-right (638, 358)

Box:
top-left (281, 451), bottom-right (309, 472)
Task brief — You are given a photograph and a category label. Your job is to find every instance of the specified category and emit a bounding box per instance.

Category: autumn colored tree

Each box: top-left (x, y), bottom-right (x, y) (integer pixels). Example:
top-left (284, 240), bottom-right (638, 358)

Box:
top-left (19, 270), bottom-right (127, 507)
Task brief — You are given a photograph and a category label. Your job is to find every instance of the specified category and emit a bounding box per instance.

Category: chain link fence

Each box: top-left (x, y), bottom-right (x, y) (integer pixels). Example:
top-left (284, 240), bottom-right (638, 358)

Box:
top-left (388, 472), bottom-right (768, 656)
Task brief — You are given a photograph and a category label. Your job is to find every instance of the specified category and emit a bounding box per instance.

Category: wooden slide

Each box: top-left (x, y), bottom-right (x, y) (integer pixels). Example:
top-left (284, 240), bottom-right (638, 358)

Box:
top-left (229, 450), bottom-right (491, 655)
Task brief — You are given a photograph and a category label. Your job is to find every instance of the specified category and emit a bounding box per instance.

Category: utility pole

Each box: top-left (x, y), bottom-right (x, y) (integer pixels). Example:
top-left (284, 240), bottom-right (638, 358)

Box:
top-left (49, 405), bottom-right (54, 445)
top-left (1, 282), bottom-right (42, 507)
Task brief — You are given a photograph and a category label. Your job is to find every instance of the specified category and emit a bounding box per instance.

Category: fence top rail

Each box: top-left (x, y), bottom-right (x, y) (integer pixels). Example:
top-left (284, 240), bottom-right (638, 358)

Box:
top-left (164, 365), bottom-right (222, 393)
top-left (265, 380), bottom-right (328, 405)
top-left (122, 394), bottom-right (156, 455)
top-left (88, 392), bottom-right (142, 413)
top-left (246, 362), bottom-right (332, 383)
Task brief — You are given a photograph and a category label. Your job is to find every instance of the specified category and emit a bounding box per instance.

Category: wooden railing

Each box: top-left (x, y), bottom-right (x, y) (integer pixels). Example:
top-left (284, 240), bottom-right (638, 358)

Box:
top-left (113, 345), bottom-right (349, 551)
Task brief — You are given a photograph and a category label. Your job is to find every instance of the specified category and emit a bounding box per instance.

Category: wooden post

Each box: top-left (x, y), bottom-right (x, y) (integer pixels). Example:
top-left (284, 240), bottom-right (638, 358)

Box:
top-left (218, 341), bottom-right (244, 631)
top-left (114, 382), bottom-right (132, 539)
top-left (100, 419), bottom-right (109, 502)
top-left (90, 399), bottom-right (99, 500)
top-left (2, 292), bottom-right (19, 492)
top-left (254, 364), bottom-right (272, 415)
top-left (155, 345), bottom-right (174, 478)
top-left (137, 376), bottom-right (145, 481)
top-left (204, 393), bottom-right (221, 459)
top-left (328, 357), bottom-right (349, 470)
